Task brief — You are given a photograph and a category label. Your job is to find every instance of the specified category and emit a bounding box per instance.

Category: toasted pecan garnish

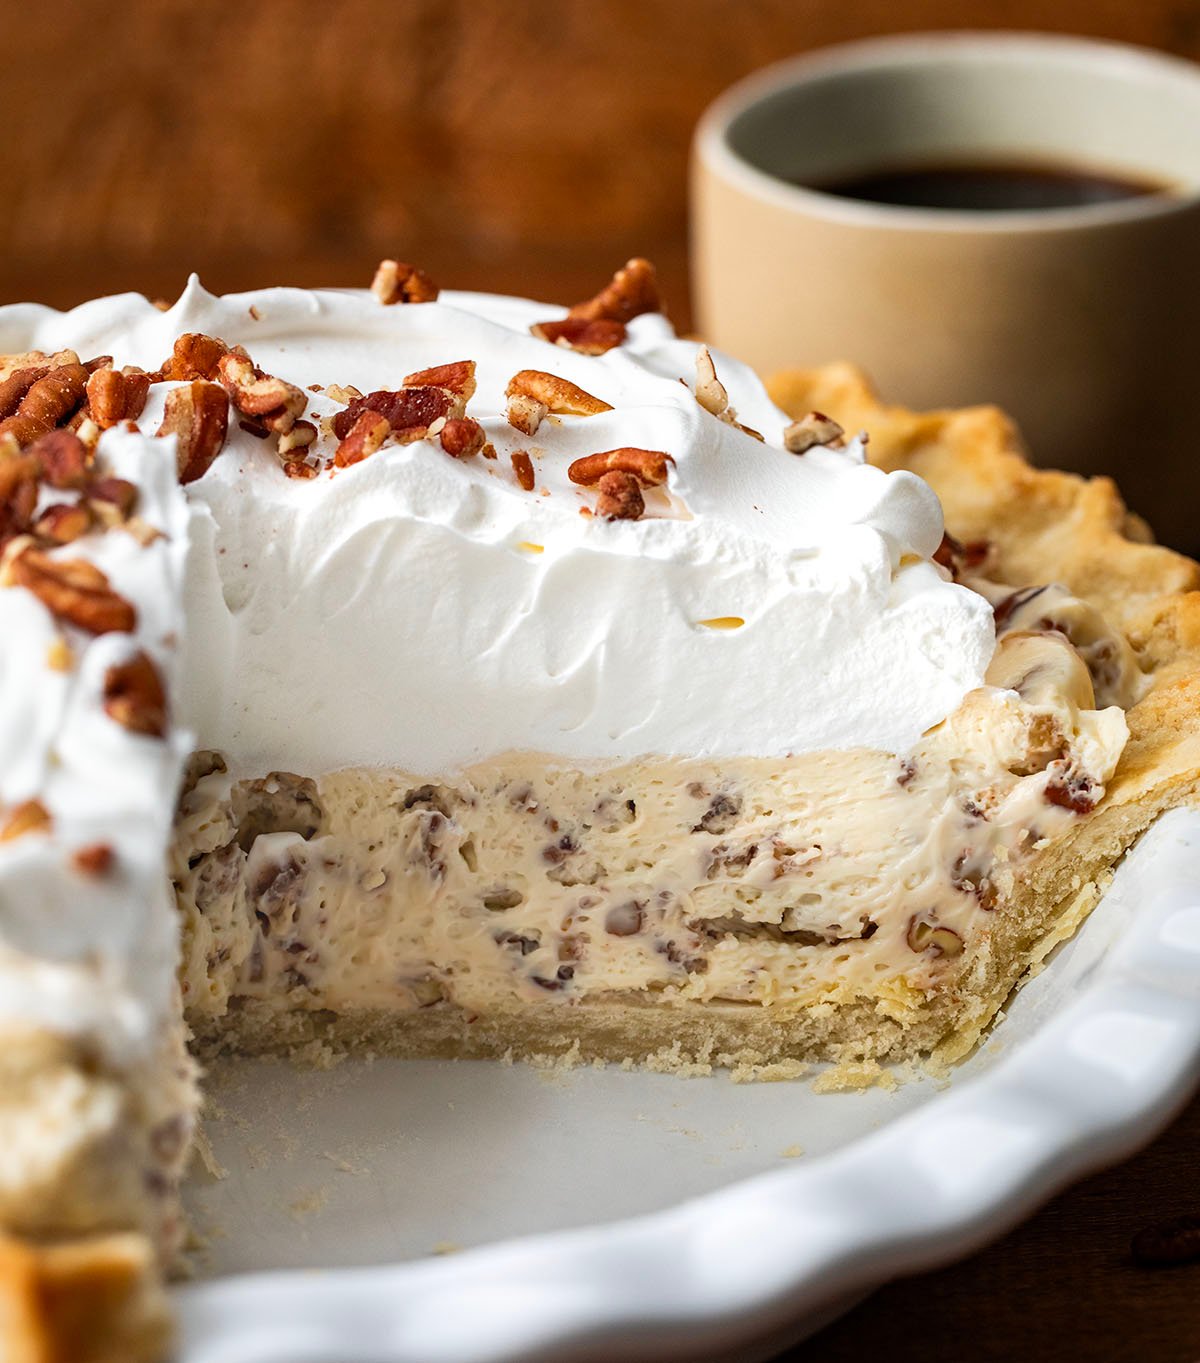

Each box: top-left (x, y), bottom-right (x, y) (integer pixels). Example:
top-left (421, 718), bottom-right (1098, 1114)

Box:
top-left (529, 316), bottom-right (626, 355)
top-left (511, 450), bottom-right (536, 491)
top-left (0, 454), bottom-right (41, 540)
top-left (334, 410), bottom-right (391, 467)
top-left (0, 364), bottom-right (88, 449)
top-left (13, 363), bottom-right (88, 431)
top-left (277, 420), bottom-right (317, 459)
top-left (0, 350), bottom-right (67, 382)
top-left (506, 393), bottom-right (548, 437)
top-left (103, 651), bottom-right (167, 738)
top-left (28, 429), bottom-right (90, 490)
top-left (782, 410), bottom-right (844, 454)
top-left (694, 346), bottom-right (728, 418)
top-left (693, 346), bottom-right (764, 441)
top-left (567, 447), bottom-right (673, 488)
top-left (85, 367), bottom-right (150, 428)
top-left (217, 352), bottom-right (307, 434)
top-left (371, 259), bottom-right (440, 305)
top-left (595, 470), bottom-right (644, 521)
top-left (403, 360), bottom-right (477, 401)
top-left (282, 459), bottom-right (319, 480)
top-left (506, 370), bottom-right (612, 417)
top-left (332, 387), bottom-right (456, 442)
top-left (0, 366), bottom-right (50, 421)
top-left (8, 547), bottom-right (136, 635)
top-left (440, 417), bottom-right (486, 459)
top-left (568, 258), bottom-right (662, 324)
top-left (157, 381), bottom-right (230, 485)
top-left (87, 478), bottom-right (139, 523)
top-left (34, 503), bottom-right (92, 545)
top-left (0, 799), bottom-right (51, 842)
top-left (157, 333), bottom-right (229, 382)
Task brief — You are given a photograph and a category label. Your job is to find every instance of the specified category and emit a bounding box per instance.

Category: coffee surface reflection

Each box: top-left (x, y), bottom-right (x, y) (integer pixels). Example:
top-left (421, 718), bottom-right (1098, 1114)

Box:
top-left (807, 160), bottom-right (1172, 211)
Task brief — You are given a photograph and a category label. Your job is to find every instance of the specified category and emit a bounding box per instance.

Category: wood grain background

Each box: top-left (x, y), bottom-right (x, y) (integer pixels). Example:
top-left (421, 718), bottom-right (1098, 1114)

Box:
top-left (3, 2), bottom-right (1200, 1358)
top-left (6, 0), bottom-right (1200, 328)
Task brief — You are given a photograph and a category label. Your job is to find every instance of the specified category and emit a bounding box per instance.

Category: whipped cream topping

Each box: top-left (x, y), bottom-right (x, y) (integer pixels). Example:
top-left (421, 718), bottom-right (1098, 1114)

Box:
top-left (0, 432), bottom-right (192, 1057)
top-left (2, 279), bottom-right (995, 775)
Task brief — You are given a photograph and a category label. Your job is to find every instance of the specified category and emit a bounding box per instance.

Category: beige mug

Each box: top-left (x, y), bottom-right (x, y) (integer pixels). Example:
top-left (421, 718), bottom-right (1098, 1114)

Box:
top-left (692, 33), bottom-right (1200, 550)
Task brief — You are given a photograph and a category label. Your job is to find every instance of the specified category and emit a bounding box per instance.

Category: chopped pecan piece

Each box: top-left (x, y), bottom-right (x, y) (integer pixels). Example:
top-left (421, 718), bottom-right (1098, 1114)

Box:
top-left (693, 346), bottom-right (764, 441)
top-left (568, 447), bottom-right (673, 488)
top-left (157, 333), bottom-right (229, 382)
top-left (568, 257), bottom-right (662, 324)
top-left (507, 369), bottom-right (612, 417)
top-left (28, 429), bottom-right (90, 489)
top-left (694, 345), bottom-right (729, 417)
top-left (216, 352), bottom-right (306, 434)
top-left (506, 393), bottom-right (548, 436)
top-left (282, 459), bottom-right (319, 480)
top-left (782, 410), bottom-right (844, 454)
top-left (0, 799), bottom-right (51, 842)
top-left (0, 366), bottom-right (50, 421)
top-left (511, 450), bottom-right (536, 491)
top-left (157, 381), bottom-right (230, 484)
top-left (103, 651), bottom-right (167, 737)
top-left (9, 548), bottom-right (137, 634)
top-left (595, 470), bottom-right (644, 521)
top-left (906, 917), bottom-right (964, 957)
top-left (0, 454), bottom-right (41, 542)
top-left (440, 417), bottom-right (486, 459)
top-left (334, 410), bottom-right (391, 467)
top-left (371, 259), bottom-right (439, 305)
top-left (402, 360), bottom-right (477, 402)
top-left (34, 503), bottom-right (92, 544)
top-left (332, 387), bottom-right (456, 442)
top-left (71, 842), bottom-right (115, 876)
top-left (529, 316), bottom-right (626, 355)
top-left (1044, 765), bottom-right (1098, 815)
top-left (85, 366), bottom-right (150, 428)
top-left (0, 349), bottom-right (72, 382)
top-left (3, 363), bottom-right (88, 441)
top-left (277, 420), bottom-right (317, 458)
top-left (87, 478), bottom-right (139, 523)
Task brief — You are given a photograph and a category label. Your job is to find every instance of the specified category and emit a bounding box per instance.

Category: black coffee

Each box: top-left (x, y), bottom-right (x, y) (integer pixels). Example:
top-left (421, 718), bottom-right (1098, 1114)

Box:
top-left (809, 160), bottom-right (1170, 212)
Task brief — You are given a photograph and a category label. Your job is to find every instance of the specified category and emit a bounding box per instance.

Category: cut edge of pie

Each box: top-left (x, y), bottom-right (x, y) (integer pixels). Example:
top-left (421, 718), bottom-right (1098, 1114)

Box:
top-left (768, 361), bottom-right (1200, 1066)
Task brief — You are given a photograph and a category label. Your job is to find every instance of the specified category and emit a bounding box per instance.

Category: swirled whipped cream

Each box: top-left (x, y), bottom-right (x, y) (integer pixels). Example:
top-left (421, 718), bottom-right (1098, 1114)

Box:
top-left (3, 278), bottom-right (994, 775)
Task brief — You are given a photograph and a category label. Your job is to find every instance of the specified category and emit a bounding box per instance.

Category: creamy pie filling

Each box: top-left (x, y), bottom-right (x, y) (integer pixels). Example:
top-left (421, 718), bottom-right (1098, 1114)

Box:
top-left (174, 582), bottom-right (1134, 1034)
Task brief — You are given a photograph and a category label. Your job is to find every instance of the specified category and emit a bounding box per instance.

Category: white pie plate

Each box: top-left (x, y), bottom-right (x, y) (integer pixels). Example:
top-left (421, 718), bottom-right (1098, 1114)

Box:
top-left (174, 807), bottom-right (1200, 1363)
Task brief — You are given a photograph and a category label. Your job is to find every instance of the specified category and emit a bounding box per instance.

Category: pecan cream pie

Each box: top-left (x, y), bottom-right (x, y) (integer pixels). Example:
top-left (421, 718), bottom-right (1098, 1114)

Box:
top-left (2, 260), bottom-right (1199, 1359)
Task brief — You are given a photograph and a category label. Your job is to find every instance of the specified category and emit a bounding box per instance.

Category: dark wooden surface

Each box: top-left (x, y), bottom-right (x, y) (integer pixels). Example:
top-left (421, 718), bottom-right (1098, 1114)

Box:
top-left (4, 3), bottom-right (1200, 1357)
top-left (795, 1091), bottom-right (1200, 1362)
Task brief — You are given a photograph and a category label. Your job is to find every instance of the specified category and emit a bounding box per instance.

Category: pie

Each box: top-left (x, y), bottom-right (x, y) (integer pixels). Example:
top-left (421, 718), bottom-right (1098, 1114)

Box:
top-left (2, 260), bottom-right (1198, 1359)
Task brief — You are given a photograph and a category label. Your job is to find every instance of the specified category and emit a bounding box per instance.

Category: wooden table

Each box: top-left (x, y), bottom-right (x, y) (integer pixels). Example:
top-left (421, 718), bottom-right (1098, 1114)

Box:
top-left (793, 1092), bottom-right (1200, 1362)
top-left (4, 4), bottom-right (1200, 1356)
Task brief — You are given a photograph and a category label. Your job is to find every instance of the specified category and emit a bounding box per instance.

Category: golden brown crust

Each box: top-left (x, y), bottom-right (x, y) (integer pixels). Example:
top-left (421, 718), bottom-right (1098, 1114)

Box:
top-left (0, 1231), bottom-right (170, 1363)
top-left (767, 362), bottom-right (1200, 663)
top-left (769, 363), bottom-right (1200, 1052)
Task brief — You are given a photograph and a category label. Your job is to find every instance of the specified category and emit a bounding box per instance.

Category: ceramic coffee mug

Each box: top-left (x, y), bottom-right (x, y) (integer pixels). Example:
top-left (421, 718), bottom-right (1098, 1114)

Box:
top-left (692, 33), bottom-right (1200, 550)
